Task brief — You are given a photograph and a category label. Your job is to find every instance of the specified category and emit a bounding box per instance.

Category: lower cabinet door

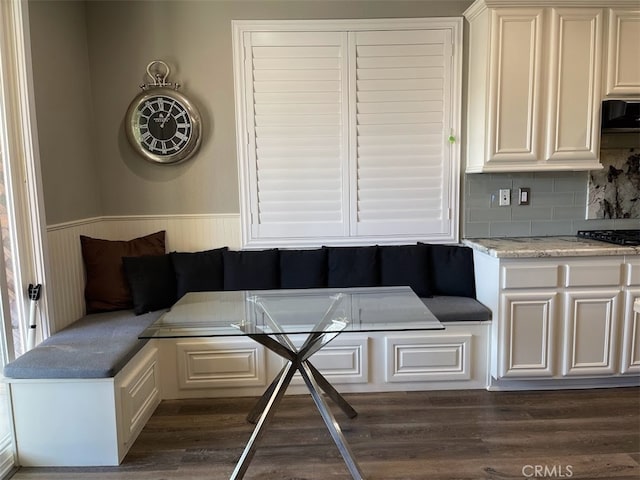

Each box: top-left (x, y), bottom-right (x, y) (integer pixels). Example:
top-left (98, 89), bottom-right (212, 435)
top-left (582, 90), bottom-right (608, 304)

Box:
top-left (562, 289), bottom-right (621, 376)
top-left (621, 289), bottom-right (640, 375)
top-left (499, 291), bottom-right (558, 378)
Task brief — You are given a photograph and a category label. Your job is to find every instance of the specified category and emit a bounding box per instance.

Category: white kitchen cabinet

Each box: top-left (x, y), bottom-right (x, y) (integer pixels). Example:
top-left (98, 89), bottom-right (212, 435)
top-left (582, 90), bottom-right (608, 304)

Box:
top-left (605, 8), bottom-right (640, 96)
top-left (621, 288), bottom-right (640, 374)
top-left (464, 1), bottom-right (603, 172)
top-left (499, 291), bottom-right (558, 378)
top-left (561, 289), bottom-right (620, 376)
top-left (472, 250), bottom-right (639, 386)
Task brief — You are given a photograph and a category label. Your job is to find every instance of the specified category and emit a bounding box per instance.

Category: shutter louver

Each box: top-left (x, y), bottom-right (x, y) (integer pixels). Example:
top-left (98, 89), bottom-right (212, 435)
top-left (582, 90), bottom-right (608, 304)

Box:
top-left (353, 30), bottom-right (453, 236)
top-left (247, 32), bottom-right (349, 239)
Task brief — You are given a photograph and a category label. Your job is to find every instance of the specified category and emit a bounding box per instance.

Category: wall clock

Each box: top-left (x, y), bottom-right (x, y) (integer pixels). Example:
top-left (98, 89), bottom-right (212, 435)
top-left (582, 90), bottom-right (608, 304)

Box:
top-left (125, 60), bottom-right (202, 164)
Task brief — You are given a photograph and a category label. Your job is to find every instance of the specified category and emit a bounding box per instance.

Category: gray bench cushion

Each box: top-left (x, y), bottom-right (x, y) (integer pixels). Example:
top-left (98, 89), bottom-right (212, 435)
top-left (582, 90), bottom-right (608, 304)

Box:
top-left (422, 296), bottom-right (492, 323)
top-left (4, 309), bottom-right (165, 379)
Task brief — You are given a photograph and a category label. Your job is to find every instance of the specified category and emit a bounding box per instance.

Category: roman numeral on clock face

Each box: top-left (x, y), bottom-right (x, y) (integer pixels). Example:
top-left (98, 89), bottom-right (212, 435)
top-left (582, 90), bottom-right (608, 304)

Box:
top-left (137, 95), bottom-right (193, 154)
top-left (128, 88), bottom-right (200, 163)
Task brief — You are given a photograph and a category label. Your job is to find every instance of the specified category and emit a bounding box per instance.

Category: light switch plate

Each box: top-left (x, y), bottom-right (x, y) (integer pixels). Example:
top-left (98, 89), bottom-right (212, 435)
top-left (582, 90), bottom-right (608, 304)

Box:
top-left (518, 188), bottom-right (531, 205)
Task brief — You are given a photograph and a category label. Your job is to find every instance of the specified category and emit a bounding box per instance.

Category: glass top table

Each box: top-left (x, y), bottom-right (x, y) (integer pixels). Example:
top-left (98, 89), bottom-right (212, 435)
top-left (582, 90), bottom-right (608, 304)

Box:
top-left (140, 286), bottom-right (443, 480)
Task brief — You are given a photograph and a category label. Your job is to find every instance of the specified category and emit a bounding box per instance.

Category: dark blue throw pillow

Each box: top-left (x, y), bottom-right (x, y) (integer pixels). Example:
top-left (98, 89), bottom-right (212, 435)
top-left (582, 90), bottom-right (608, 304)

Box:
top-left (280, 249), bottom-right (327, 289)
top-left (428, 244), bottom-right (476, 298)
top-left (326, 246), bottom-right (379, 288)
top-left (223, 249), bottom-right (280, 291)
top-left (379, 244), bottom-right (432, 297)
top-left (170, 247), bottom-right (227, 299)
top-left (122, 254), bottom-right (176, 315)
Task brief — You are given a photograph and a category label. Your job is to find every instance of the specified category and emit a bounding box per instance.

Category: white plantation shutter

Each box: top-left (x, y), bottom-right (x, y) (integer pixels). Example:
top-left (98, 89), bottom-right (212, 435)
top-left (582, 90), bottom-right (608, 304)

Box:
top-left (234, 20), bottom-right (461, 247)
top-left (243, 31), bottom-right (349, 240)
top-left (352, 30), bottom-right (453, 236)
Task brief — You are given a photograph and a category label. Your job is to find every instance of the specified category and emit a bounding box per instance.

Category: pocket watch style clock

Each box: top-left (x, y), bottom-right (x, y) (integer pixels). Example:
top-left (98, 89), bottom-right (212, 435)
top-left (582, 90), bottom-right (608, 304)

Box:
top-left (125, 60), bottom-right (202, 164)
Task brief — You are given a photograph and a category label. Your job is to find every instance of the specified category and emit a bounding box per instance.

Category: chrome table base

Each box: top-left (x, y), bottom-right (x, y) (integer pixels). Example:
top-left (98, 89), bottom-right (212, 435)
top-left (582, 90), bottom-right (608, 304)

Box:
top-left (229, 328), bottom-right (365, 480)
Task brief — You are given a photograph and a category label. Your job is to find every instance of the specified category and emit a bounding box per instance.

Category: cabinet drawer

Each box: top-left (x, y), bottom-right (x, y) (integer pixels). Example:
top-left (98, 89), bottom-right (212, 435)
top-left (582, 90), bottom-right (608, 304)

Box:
top-left (502, 264), bottom-right (560, 289)
top-left (565, 261), bottom-right (622, 287)
top-left (626, 260), bottom-right (640, 287)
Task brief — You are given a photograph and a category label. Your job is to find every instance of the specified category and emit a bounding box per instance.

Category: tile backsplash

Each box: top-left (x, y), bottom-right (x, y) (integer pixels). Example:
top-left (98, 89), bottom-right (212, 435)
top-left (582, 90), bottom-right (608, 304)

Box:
top-left (463, 169), bottom-right (640, 239)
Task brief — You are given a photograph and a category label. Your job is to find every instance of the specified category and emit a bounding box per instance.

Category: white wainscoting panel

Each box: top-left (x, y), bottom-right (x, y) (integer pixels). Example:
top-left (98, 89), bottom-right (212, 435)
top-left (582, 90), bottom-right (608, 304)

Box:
top-left (288, 336), bottom-right (370, 385)
top-left (176, 338), bottom-right (266, 389)
top-left (385, 334), bottom-right (472, 382)
top-left (46, 214), bottom-right (241, 332)
top-left (46, 218), bottom-right (108, 332)
top-left (117, 346), bottom-right (160, 452)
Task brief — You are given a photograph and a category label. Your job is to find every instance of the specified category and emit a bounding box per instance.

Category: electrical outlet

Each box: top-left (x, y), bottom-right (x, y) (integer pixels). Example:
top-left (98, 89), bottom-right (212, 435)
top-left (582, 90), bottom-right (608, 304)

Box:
top-left (499, 189), bottom-right (511, 206)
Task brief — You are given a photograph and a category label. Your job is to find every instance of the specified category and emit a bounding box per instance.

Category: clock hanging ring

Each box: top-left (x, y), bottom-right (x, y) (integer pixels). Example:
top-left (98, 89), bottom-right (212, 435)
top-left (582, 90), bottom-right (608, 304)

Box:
top-left (125, 60), bottom-right (202, 164)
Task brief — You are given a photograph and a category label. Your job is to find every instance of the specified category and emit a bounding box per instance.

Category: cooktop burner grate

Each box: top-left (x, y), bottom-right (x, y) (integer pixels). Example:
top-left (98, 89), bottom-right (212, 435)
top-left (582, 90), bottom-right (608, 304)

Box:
top-left (576, 229), bottom-right (640, 246)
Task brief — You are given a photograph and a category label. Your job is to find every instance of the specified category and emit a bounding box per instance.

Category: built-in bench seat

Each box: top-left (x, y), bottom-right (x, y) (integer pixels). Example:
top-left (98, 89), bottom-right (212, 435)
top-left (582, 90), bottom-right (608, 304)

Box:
top-left (4, 309), bottom-right (165, 379)
top-left (4, 237), bottom-right (491, 467)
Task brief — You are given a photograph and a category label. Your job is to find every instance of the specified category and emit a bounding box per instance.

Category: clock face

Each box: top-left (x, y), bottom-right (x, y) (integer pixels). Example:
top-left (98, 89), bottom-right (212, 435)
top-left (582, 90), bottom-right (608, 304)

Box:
top-left (125, 88), bottom-right (201, 164)
top-left (137, 95), bottom-right (192, 155)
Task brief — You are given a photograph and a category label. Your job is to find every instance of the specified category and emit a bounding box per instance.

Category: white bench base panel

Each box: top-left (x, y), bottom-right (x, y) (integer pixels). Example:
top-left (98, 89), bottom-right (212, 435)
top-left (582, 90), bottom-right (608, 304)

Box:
top-left (9, 343), bottom-right (160, 467)
top-left (159, 323), bottom-right (491, 399)
top-left (9, 323), bottom-right (491, 467)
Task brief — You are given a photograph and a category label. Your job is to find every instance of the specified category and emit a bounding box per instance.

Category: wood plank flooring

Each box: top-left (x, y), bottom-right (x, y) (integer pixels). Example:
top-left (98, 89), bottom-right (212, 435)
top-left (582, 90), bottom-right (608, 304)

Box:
top-left (11, 387), bottom-right (640, 480)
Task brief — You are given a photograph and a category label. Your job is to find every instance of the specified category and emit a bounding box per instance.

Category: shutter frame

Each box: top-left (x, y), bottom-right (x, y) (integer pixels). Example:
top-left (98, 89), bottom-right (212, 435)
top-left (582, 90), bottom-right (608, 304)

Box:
top-left (233, 19), bottom-right (462, 248)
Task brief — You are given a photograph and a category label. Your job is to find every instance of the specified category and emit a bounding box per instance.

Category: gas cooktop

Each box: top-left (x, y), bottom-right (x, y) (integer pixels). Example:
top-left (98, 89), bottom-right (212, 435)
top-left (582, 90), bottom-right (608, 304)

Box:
top-left (576, 229), bottom-right (640, 246)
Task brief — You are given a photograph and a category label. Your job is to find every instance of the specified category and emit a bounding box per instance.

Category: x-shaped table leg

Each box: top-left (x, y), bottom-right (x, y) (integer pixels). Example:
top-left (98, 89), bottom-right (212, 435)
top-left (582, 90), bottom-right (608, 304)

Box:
top-left (230, 328), bottom-right (365, 480)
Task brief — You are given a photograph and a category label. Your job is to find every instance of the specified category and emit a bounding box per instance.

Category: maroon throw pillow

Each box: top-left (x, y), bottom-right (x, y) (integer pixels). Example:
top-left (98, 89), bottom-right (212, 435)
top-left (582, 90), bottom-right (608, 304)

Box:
top-left (80, 231), bottom-right (166, 313)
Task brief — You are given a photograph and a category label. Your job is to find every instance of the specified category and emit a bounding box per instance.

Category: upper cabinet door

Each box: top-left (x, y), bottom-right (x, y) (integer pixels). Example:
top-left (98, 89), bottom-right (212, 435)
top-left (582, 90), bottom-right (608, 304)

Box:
top-left (545, 8), bottom-right (602, 164)
top-left (464, 1), bottom-right (604, 173)
top-left (605, 8), bottom-right (640, 96)
top-left (487, 8), bottom-right (543, 165)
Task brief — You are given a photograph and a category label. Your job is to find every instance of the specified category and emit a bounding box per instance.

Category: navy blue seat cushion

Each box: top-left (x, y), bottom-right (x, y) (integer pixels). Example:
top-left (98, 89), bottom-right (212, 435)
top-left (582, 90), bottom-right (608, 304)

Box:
top-left (379, 244), bottom-right (432, 298)
top-left (3, 309), bottom-right (165, 379)
top-left (428, 244), bottom-right (476, 298)
top-left (123, 254), bottom-right (177, 315)
top-left (280, 249), bottom-right (327, 289)
top-left (326, 246), bottom-right (379, 288)
top-left (171, 247), bottom-right (227, 298)
top-left (223, 249), bottom-right (280, 290)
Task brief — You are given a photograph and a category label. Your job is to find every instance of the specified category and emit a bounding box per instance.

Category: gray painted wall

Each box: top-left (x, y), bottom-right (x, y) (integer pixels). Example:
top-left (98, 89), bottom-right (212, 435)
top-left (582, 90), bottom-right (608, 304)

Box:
top-left (29, 0), bottom-right (102, 224)
top-left (28, 0), bottom-right (638, 236)
top-left (29, 0), bottom-right (471, 225)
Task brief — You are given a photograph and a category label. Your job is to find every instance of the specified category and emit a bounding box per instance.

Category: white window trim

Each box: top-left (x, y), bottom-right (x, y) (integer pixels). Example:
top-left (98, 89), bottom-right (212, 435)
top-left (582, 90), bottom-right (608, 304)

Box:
top-left (233, 18), bottom-right (462, 249)
top-left (0, 0), bottom-right (51, 348)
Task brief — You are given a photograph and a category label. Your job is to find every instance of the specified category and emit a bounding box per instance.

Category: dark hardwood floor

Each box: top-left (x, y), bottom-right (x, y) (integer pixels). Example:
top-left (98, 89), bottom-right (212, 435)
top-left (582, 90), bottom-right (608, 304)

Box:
top-left (12, 387), bottom-right (640, 480)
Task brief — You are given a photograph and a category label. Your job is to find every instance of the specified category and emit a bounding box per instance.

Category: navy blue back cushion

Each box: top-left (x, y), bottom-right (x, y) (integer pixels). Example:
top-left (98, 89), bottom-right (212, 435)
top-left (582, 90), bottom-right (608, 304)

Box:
top-left (428, 244), bottom-right (476, 298)
top-left (379, 244), bottom-right (432, 297)
top-left (326, 246), bottom-right (379, 288)
top-left (170, 247), bottom-right (227, 299)
top-left (123, 254), bottom-right (176, 315)
top-left (280, 249), bottom-right (327, 288)
top-left (223, 249), bottom-right (280, 291)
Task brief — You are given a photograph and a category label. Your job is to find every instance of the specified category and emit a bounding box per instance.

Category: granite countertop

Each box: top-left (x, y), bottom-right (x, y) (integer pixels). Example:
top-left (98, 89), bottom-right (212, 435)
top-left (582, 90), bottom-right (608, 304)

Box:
top-left (462, 236), bottom-right (640, 258)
